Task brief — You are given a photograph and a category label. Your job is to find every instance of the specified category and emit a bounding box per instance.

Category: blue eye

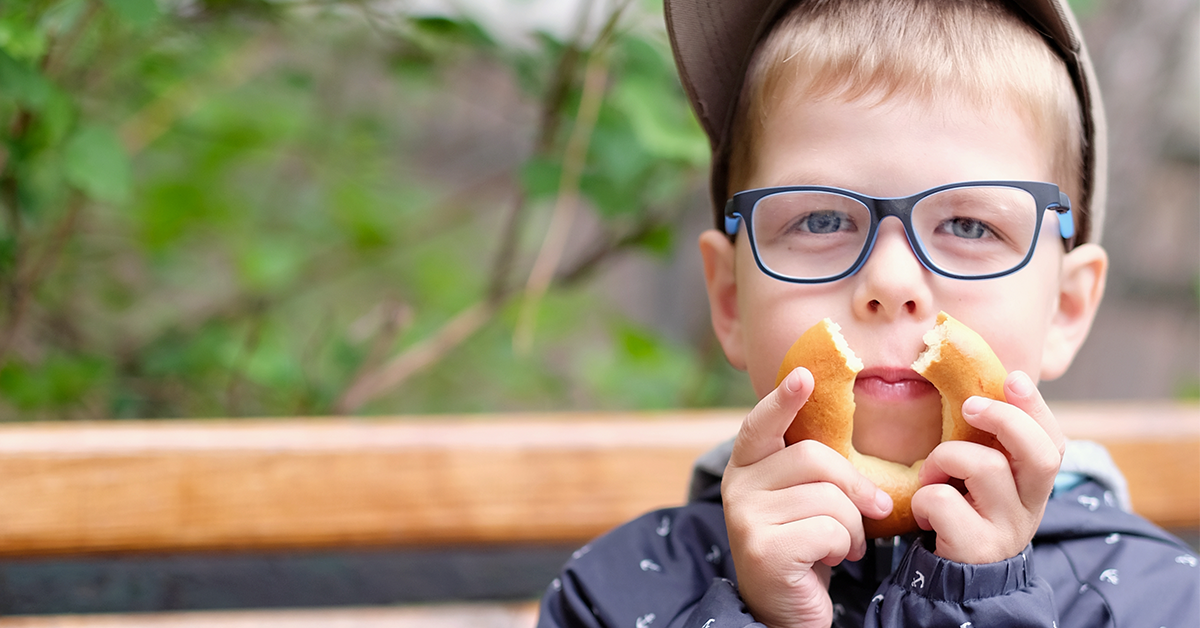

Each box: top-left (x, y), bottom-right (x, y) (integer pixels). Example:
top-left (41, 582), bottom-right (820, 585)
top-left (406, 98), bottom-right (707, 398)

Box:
top-left (944, 217), bottom-right (993, 239)
top-left (799, 211), bottom-right (853, 234)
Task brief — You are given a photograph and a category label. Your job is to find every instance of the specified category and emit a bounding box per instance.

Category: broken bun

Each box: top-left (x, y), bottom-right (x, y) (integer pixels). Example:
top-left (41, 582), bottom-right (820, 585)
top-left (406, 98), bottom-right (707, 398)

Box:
top-left (775, 311), bottom-right (1006, 538)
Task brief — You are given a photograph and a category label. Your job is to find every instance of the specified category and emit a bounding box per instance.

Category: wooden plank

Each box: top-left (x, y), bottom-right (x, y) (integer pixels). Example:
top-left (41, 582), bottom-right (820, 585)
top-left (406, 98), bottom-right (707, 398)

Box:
top-left (0, 403), bottom-right (1192, 556)
top-left (1054, 402), bottom-right (1200, 530)
top-left (0, 411), bottom-right (738, 555)
top-left (0, 602), bottom-right (539, 628)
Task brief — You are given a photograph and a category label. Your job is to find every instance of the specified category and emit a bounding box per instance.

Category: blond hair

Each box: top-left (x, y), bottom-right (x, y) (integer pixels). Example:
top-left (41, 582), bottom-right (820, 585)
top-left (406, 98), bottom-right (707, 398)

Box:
top-left (728, 0), bottom-right (1084, 215)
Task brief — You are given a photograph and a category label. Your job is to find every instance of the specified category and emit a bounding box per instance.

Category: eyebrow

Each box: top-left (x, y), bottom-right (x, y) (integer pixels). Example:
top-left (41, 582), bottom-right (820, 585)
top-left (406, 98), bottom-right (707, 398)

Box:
top-left (763, 168), bottom-right (853, 190)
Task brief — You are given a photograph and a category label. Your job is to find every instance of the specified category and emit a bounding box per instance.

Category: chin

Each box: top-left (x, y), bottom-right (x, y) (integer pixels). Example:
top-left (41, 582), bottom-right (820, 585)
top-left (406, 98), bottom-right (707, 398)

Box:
top-left (851, 400), bottom-right (943, 466)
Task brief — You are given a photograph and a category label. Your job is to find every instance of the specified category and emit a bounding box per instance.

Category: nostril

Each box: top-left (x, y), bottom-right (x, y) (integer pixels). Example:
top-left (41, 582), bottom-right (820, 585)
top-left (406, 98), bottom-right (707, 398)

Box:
top-left (905, 300), bottom-right (916, 314)
top-left (869, 299), bottom-right (881, 312)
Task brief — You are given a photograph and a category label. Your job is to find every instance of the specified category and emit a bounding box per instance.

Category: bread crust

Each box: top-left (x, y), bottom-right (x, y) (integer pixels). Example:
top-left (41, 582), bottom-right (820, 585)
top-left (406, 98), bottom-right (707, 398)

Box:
top-left (775, 312), bottom-right (1007, 538)
top-left (777, 319), bottom-right (858, 458)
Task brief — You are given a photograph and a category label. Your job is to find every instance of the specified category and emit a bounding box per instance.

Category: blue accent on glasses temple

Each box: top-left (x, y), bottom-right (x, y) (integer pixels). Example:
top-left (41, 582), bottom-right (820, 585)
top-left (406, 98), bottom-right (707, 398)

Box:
top-left (1056, 190), bottom-right (1075, 240)
top-left (725, 214), bottom-right (741, 236)
top-left (1058, 207), bottom-right (1075, 240)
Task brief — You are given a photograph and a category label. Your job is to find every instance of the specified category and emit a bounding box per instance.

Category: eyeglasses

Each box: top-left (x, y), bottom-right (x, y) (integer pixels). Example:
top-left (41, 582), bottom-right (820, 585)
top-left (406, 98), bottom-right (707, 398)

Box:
top-left (724, 180), bottom-right (1076, 283)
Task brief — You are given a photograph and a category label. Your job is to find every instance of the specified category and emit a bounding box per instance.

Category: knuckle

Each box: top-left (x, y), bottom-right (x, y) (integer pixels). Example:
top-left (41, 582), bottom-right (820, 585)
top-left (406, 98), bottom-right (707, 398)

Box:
top-left (740, 532), bottom-right (778, 566)
top-left (852, 479), bottom-right (876, 506)
top-left (720, 480), bottom-right (742, 504)
top-left (1030, 446), bottom-right (1063, 477)
top-left (793, 438), bottom-right (822, 457)
top-left (977, 448), bottom-right (1009, 475)
top-left (808, 515), bottom-right (847, 544)
top-left (921, 482), bottom-right (961, 507)
top-left (726, 510), bottom-right (758, 542)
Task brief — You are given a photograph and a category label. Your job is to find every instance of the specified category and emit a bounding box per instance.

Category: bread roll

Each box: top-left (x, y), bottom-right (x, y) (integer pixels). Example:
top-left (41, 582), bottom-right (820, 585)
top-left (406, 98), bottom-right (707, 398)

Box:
top-left (776, 312), bottom-right (1006, 538)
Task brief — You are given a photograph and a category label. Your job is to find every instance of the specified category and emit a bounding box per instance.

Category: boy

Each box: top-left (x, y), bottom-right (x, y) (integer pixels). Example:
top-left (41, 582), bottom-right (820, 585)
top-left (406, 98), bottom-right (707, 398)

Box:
top-left (537, 0), bottom-right (1200, 626)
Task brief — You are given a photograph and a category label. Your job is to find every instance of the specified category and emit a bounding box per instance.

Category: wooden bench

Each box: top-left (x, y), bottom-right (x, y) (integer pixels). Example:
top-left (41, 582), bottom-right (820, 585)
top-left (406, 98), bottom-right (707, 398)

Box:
top-left (0, 402), bottom-right (1194, 626)
top-left (0, 604), bottom-right (541, 627)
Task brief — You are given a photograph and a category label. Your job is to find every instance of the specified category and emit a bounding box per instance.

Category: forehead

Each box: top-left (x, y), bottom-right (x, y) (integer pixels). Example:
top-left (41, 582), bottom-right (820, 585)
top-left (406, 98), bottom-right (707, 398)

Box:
top-left (728, 0), bottom-right (1083, 215)
top-left (746, 88), bottom-right (1054, 195)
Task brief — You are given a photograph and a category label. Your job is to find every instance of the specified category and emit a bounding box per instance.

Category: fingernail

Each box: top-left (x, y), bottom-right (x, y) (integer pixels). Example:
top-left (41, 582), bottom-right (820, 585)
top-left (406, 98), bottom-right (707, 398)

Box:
top-left (963, 396), bottom-right (990, 416)
top-left (874, 488), bottom-right (892, 513)
top-left (1009, 371), bottom-right (1035, 397)
top-left (784, 368), bottom-right (802, 393)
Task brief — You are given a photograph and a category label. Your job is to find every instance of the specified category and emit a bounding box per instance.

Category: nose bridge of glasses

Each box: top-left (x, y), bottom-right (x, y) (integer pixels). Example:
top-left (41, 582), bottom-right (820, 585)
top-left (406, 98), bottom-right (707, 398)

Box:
top-left (850, 196), bottom-right (926, 269)
top-left (872, 196), bottom-right (915, 222)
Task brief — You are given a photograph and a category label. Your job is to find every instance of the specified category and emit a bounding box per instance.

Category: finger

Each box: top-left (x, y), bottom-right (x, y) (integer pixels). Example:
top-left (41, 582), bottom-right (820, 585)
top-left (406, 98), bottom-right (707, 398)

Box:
top-left (918, 440), bottom-right (1019, 520)
top-left (958, 394), bottom-right (1062, 510)
top-left (1003, 371), bottom-right (1065, 456)
top-left (729, 367), bottom-right (814, 468)
top-left (756, 481), bottom-right (872, 561)
top-left (740, 439), bottom-right (893, 522)
top-left (911, 483), bottom-right (990, 560)
top-left (911, 481), bottom-right (974, 531)
top-left (774, 515), bottom-right (857, 568)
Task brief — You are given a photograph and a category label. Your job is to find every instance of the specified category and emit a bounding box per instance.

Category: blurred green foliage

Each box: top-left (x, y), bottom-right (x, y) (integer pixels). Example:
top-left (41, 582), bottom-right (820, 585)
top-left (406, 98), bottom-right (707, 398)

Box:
top-left (0, 0), bottom-right (755, 420)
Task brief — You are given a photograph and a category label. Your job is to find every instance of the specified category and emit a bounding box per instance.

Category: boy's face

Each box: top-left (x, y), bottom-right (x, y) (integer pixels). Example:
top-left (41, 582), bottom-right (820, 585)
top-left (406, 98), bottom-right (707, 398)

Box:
top-left (699, 87), bottom-right (1107, 466)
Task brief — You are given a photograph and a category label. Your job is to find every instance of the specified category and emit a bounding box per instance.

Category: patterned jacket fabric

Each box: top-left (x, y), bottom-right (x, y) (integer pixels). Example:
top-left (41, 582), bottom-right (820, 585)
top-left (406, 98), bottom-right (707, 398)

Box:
top-left (536, 440), bottom-right (1200, 628)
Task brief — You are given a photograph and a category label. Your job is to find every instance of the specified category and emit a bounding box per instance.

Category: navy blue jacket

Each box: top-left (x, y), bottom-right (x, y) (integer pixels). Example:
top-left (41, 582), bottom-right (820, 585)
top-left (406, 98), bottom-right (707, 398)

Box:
top-left (537, 440), bottom-right (1199, 627)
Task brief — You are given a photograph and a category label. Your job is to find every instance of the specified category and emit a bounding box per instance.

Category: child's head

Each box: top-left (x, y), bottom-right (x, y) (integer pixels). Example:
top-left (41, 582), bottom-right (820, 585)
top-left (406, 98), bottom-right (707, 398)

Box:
top-left (666, 0), bottom-right (1107, 243)
top-left (667, 0), bottom-right (1109, 464)
top-left (727, 0), bottom-right (1083, 225)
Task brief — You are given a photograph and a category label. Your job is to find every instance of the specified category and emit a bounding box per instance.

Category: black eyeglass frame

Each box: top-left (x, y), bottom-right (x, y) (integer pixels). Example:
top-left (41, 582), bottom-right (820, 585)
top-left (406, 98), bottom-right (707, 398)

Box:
top-left (723, 180), bottom-right (1076, 283)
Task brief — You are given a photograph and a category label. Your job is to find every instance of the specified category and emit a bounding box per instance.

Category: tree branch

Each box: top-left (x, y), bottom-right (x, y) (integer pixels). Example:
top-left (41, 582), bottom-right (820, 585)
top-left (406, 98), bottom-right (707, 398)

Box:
top-left (332, 209), bottom-right (675, 414)
top-left (511, 46), bottom-right (610, 354)
top-left (0, 109), bottom-right (35, 363)
top-left (485, 0), bottom-right (595, 305)
top-left (333, 0), bottom-right (651, 413)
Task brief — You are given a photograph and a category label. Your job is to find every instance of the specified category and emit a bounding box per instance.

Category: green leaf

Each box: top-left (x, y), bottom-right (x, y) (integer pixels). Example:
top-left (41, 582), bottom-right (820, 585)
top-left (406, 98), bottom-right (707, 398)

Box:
top-left (235, 239), bottom-right (305, 292)
top-left (610, 74), bottom-right (707, 165)
top-left (0, 355), bottom-right (108, 410)
top-left (102, 0), bottom-right (160, 28)
top-left (0, 236), bottom-right (15, 274)
top-left (0, 48), bottom-right (53, 109)
top-left (28, 86), bottom-right (77, 148)
top-left (329, 182), bottom-right (393, 252)
top-left (637, 223), bottom-right (674, 257)
top-left (411, 16), bottom-right (496, 50)
top-left (63, 125), bottom-right (132, 204)
top-left (1067, 0), bottom-right (1100, 18)
top-left (0, 16), bottom-right (49, 61)
top-left (519, 156), bottom-right (562, 200)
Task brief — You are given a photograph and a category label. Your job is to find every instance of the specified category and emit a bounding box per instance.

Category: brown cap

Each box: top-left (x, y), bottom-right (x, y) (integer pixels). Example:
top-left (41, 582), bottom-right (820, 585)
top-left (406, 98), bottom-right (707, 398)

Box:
top-left (664, 0), bottom-right (1108, 243)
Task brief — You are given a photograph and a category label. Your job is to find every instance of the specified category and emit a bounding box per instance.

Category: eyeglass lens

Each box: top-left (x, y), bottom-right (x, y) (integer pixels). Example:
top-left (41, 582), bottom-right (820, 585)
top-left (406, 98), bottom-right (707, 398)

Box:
top-left (749, 186), bottom-right (1040, 280)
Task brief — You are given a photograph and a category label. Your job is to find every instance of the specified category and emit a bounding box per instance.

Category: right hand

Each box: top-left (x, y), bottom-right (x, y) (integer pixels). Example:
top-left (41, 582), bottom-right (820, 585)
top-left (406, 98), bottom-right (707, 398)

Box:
top-left (722, 367), bottom-right (893, 628)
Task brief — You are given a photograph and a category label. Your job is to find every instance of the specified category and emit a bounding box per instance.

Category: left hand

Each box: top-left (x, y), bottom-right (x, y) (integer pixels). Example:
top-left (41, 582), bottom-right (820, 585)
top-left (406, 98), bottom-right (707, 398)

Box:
top-left (911, 370), bottom-right (1065, 563)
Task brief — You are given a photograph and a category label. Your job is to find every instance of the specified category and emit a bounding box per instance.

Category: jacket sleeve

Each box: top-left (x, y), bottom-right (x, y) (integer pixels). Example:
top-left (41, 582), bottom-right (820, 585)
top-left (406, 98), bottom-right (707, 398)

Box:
top-left (865, 538), bottom-right (1057, 628)
top-left (536, 503), bottom-right (767, 628)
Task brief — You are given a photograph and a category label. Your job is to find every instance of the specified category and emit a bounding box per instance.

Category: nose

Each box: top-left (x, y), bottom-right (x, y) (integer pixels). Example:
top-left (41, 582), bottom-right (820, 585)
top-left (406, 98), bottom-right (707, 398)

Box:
top-left (851, 217), bottom-right (933, 320)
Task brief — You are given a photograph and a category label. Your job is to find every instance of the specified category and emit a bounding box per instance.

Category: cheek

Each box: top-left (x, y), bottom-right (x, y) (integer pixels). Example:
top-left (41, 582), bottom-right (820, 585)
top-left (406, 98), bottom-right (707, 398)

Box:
top-left (960, 268), bottom-right (1060, 379)
top-left (734, 246), bottom-right (844, 398)
top-left (736, 266), bottom-right (791, 397)
top-left (991, 320), bottom-right (1048, 378)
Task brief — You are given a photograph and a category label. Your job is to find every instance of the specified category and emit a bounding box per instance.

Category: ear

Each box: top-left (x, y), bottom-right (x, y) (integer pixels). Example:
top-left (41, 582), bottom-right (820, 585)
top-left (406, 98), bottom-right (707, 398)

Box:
top-left (1041, 243), bottom-right (1108, 380)
top-left (698, 229), bottom-right (747, 370)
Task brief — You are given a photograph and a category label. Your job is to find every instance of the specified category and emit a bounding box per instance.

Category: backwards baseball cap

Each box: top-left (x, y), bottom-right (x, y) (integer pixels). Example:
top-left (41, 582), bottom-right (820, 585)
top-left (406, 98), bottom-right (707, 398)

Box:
top-left (664, 0), bottom-right (1107, 244)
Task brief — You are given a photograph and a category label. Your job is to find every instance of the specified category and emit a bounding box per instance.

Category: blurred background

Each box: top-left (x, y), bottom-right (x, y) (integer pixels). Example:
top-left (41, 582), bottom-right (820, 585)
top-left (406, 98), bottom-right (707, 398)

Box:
top-left (0, 0), bottom-right (1195, 422)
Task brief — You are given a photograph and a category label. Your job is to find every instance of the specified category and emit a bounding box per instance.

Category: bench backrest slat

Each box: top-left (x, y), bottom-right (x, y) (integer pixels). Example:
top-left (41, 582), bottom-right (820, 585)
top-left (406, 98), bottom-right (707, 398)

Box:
top-left (0, 404), bottom-right (1193, 556)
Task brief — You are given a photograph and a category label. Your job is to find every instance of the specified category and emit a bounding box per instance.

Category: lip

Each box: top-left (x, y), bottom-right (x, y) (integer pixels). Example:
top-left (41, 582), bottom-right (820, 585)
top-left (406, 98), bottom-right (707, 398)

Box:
top-left (853, 367), bottom-right (937, 402)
